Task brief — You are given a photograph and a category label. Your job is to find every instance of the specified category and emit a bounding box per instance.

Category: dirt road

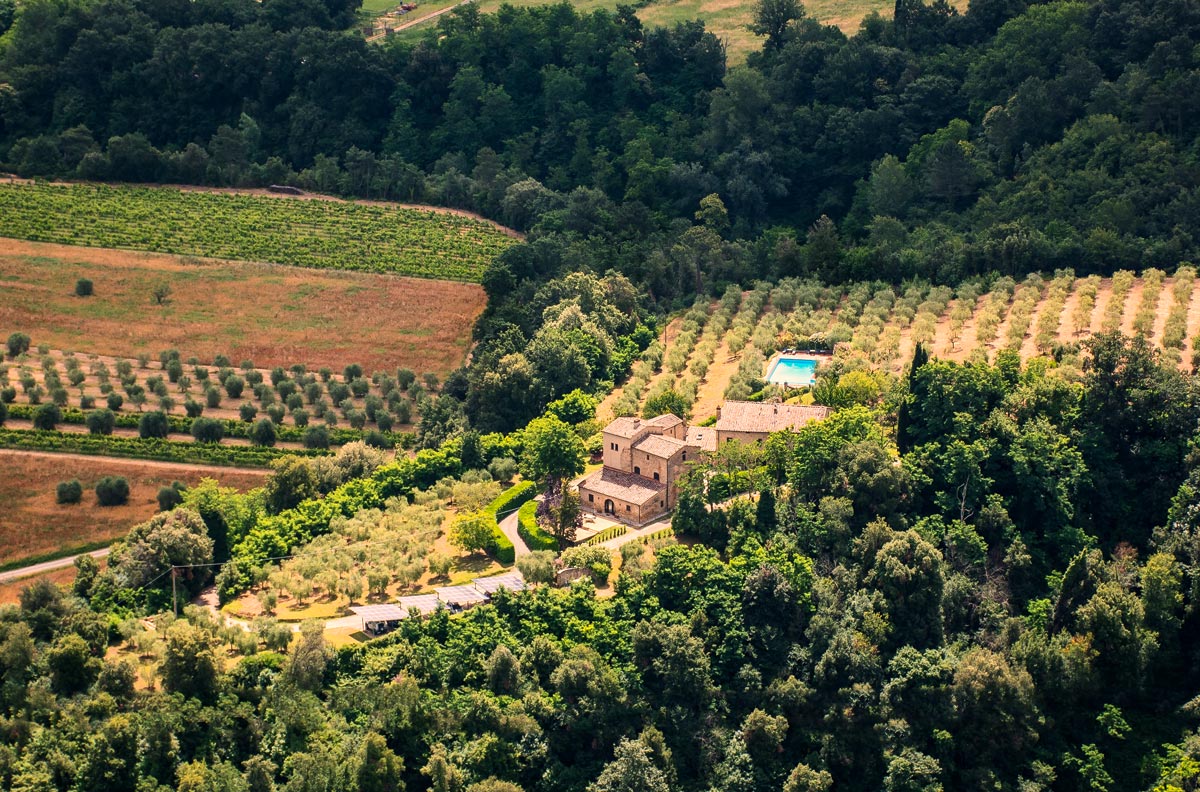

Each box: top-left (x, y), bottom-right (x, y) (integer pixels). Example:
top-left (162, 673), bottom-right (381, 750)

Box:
top-left (0, 548), bottom-right (110, 585)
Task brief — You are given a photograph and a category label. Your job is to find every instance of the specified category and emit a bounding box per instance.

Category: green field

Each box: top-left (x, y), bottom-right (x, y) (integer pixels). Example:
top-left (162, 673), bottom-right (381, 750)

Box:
top-left (0, 183), bottom-right (517, 282)
top-left (382, 0), bottom-right (953, 62)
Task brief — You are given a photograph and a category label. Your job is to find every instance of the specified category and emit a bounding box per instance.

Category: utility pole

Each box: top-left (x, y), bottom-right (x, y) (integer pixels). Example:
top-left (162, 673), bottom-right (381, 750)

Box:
top-left (171, 567), bottom-right (178, 617)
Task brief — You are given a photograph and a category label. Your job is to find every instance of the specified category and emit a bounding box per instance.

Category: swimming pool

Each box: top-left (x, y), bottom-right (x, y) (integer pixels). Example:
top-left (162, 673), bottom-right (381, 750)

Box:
top-left (766, 354), bottom-right (819, 386)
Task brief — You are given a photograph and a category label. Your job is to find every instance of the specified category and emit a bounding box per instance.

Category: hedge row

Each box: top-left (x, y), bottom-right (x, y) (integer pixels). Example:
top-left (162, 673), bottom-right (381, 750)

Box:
top-left (490, 527), bottom-right (515, 565)
top-left (584, 524), bottom-right (628, 546)
top-left (517, 499), bottom-right (558, 552)
top-left (480, 480), bottom-right (536, 565)
top-left (0, 427), bottom-right (317, 467)
top-left (5, 403), bottom-right (411, 446)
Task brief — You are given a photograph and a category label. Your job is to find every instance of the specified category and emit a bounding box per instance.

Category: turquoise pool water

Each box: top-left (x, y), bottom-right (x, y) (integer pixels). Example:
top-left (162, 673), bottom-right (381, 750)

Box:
top-left (766, 355), bottom-right (818, 386)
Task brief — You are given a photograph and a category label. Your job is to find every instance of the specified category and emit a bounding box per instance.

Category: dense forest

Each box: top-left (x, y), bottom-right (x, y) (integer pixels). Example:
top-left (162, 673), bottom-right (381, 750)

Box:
top-left (1, 334), bottom-right (1200, 791)
top-left (3, 0), bottom-right (1200, 428)
top-left (3, 0), bottom-right (1200, 788)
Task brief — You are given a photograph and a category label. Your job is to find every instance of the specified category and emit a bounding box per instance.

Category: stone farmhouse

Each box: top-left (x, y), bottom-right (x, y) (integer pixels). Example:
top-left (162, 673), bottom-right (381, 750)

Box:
top-left (578, 401), bottom-right (831, 525)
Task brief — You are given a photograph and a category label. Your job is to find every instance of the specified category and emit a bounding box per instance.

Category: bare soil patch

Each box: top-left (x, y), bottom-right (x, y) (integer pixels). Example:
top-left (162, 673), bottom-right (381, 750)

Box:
top-left (691, 336), bottom-right (743, 422)
top-left (0, 452), bottom-right (267, 566)
top-left (0, 239), bottom-right (486, 376)
top-left (0, 565), bottom-right (80, 605)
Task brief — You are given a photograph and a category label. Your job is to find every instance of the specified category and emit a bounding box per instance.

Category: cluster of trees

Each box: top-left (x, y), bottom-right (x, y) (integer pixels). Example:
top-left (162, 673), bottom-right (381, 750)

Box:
top-left (5, 0), bottom-right (1199, 424)
top-left (5, 334), bottom-right (1200, 790)
top-left (54, 475), bottom-right (130, 506)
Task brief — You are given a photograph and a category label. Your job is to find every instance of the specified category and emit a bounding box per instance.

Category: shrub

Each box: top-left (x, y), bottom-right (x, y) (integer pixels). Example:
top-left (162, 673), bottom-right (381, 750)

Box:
top-left (363, 429), bottom-right (390, 449)
top-left (166, 359), bottom-right (184, 383)
top-left (1, 387), bottom-right (15, 404)
top-left (74, 278), bottom-right (93, 296)
top-left (184, 399), bottom-right (203, 418)
top-left (56, 479), bottom-right (83, 504)
top-left (488, 457), bottom-right (519, 484)
top-left (86, 408), bottom-right (116, 435)
top-left (239, 403), bottom-right (257, 422)
top-left (191, 417), bottom-right (225, 443)
top-left (303, 424), bottom-right (330, 449)
top-left (105, 392), bottom-right (123, 411)
top-left (292, 408), bottom-right (309, 427)
top-left (157, 483), bottom-right (185, 511)
top-left (6, 332), bottom-right (31, 359)
top-left (79, 395), bottom-right (95, 410)
top-left (32, 403), bottom-right (61, 430)
top-left (396, 368), bottom-right (415, 390)
top-left (349, 378), bottom-right (370, 398)
top-left (375, 412), bottom-right (393, 432)
top-left (138, 410), bottom-right (170, 439)
top-left (204, 387), bottom-right (221, 408)
top-left (249, 418), bottom-right (276, 447)
top-left (343, 363), bottom-right (363, 381)
top-left (95, 476), bottom-right (130, 506)
top-left (223, 375), bottom-right (245, 398)
top-left (328, 382), bottom-right (350, 403)
top-left (394, 400), bottom-right (412, 424)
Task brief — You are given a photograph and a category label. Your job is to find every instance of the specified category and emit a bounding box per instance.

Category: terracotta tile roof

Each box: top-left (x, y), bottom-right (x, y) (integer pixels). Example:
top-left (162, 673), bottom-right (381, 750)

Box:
top-left (685, 426), bottom-right (717, 452)
top-left (579, 468), bottom-right (665, 505)
top-left (604, 416), bottom-right (649, 438)
top-left (633, 434), bottom-right (687, 458)
top-left (645, 414), bottom-right (684, 431)
top-left (716, 401), bottom-right (831, 434)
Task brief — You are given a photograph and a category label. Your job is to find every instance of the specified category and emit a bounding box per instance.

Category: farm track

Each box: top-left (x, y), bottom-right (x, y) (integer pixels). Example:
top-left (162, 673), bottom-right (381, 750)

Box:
top-left (0, 548), bottom-right (110, 585)
top-left (1183, 283), bottom-right (1200, 362)
top-left (632, 315), bottom-right (688, 415)
top-left (691, 333), bottom-right (743, 421)
top-left (365, 0), bottom-right (474, 40)
top-left (1149, 278), bottom-right (1176, 342)
top-left (1119, 281), bottom-right (1145, 335)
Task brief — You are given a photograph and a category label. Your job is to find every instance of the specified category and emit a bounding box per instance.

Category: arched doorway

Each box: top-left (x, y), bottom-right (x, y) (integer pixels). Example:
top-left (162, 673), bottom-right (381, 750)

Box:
top-left (604, 499), bottom-right (615, 515)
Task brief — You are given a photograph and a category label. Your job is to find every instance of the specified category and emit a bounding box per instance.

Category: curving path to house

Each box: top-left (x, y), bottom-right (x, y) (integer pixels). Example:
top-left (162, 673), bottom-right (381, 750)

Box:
top-left (0, 547), bottom-right (111, 585)
top-left (498, 507), bottom-right (531, 557)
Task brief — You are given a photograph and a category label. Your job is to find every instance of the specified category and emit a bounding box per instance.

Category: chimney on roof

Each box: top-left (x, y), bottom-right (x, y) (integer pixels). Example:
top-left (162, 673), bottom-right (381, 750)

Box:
top-left (773, 405), bottom-right (778, 414)
top-left (633, 417), bottom-right (641, 425)
top-left (716, 405), bottom-right (722, 419)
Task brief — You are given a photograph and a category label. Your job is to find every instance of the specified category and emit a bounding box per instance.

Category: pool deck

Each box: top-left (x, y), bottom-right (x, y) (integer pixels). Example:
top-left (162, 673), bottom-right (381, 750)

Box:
top-left (765, 351), bottom-right (830, 388)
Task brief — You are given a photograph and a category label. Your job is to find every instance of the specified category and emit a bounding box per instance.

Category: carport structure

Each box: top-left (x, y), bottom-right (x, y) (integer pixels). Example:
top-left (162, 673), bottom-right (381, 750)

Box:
top-left (349, 604), bottom-right (409, 635)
